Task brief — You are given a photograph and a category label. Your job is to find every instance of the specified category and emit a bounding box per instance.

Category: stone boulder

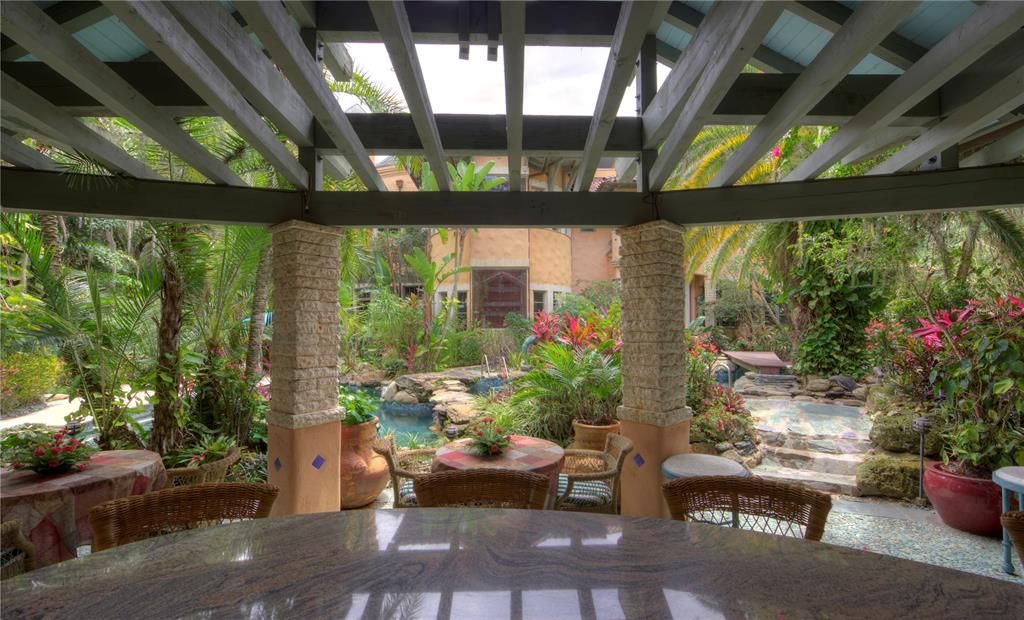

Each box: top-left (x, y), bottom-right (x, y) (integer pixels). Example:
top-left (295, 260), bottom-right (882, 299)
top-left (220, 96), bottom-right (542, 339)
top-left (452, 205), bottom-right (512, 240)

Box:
top-left (392, 390), bottom-right (419, 405)
top-left (869, 410), bottom-right (942, 456)
top-left (380, 381), bottom-right (398, 401)
top-left (430, 389), bottom-right (479, 427)
top-left (806, 378), bottom-right (831, 393)
top-left (394, 375), bottom-right (433, 402)
top-left (856, 453), bottom-right (923, 500)
top-left (851, 386), bottom-right (869, 401)
top-left (829, 375), bottom-right (858, 392)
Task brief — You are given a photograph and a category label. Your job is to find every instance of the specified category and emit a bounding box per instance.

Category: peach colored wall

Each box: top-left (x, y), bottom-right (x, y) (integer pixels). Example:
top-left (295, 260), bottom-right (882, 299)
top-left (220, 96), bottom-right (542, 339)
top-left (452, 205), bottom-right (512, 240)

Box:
top-left (571, 229), bottom-right (617, 292)
top-left (529, 229), bottom-right (571, 287)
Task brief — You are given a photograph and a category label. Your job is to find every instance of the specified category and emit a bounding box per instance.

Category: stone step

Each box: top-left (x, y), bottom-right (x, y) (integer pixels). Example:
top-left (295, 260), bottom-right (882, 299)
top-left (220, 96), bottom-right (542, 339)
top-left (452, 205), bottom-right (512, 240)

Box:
top-left (763, 447), bottom-right (864, 477)
top-left (757, 428), bottom-right (873, 454)
top-left (753, 464), bottom-right (858, 495)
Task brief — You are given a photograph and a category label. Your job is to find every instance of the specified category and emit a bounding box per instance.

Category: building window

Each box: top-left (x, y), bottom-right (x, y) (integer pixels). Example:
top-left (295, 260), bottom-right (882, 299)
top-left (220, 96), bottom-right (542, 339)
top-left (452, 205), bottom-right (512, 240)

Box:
top-left (533, 290), bottom-right (546, 316)
top-left (456, 291), bottom-right (468, 327)
top-left (400, 284), bottom-right (424, 299)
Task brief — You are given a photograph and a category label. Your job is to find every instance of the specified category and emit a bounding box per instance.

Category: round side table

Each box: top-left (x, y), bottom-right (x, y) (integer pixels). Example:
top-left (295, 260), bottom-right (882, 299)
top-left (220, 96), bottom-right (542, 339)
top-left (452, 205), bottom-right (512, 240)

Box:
top-left (661, 453), bottom-right (751, 481)
top-left (993, 466), bottom-right (1024, 575)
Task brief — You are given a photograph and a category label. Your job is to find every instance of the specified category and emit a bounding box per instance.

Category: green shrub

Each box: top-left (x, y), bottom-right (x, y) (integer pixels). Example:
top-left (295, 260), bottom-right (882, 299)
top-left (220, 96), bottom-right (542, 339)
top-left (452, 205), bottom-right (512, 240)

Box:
top-left (581, 280), bottom-right (621, 310)
top-left (339, 385), bottom-right (378, 425)
top-left (553, 293), bottom-right (596, 317)
top-left (0, 351), bottom-right (63, 413)
top-left (228, 450), bottom-right (268, 483)
top-left (443, 329), bottom-right (484, 367)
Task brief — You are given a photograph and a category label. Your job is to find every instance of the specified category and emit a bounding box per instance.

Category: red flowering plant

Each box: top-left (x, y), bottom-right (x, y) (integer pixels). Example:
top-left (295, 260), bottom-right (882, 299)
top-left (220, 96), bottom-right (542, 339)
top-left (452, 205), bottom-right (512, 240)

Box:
top-left (531, 311), bottom-right (564, 343)
top-left (467, 417), bottom-right (512, 457)
top-left (0, 424), bottom-right (95, 474)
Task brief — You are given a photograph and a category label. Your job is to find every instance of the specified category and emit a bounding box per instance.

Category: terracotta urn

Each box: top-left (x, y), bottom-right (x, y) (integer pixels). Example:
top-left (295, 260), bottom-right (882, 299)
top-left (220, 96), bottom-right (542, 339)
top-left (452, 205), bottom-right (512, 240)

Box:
top-left (570, 420), bottom-right (620, 451)
top-left (923, 461), bottom-right (1005, 537)
top-left (339, 417), bottom-right (389, 509)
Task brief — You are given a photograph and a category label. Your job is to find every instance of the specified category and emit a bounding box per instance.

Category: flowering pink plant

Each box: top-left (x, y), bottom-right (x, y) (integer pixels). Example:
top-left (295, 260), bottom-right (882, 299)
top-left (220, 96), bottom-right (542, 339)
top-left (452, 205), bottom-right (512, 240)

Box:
top-left (467, 417), bottom-right (512, 457)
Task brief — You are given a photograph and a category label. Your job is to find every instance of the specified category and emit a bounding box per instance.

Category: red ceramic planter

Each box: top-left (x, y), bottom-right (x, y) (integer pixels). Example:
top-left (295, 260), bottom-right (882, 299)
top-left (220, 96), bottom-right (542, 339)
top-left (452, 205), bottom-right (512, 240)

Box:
top-left (923, 462), bottom-right (1003, 538)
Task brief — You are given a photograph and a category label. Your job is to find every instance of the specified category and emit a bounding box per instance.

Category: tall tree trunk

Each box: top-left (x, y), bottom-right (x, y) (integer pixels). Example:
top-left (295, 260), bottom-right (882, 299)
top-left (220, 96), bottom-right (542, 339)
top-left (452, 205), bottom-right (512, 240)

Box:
top-left (924, 214), bottom-right (954, 280)
top-left (150, 231), bottom-right (185, 455)
top-left (955, 214), bottom-right (981, 283)
top-left (38, 214), bottom-right (63, 274)
top-left (245, 245), bottom-right (273, 382)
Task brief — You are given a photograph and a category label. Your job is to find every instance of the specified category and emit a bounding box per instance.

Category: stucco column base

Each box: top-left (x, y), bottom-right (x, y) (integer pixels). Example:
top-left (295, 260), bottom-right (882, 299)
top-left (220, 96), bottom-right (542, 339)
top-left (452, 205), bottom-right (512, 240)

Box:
top-left (618, 406), bottom-right (692, 518)
top-left (267, 410), bottom-right (344, 516)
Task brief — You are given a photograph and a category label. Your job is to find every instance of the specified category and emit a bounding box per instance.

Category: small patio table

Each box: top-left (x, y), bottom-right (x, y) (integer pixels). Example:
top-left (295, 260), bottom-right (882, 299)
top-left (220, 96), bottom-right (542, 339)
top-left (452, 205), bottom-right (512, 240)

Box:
top-left (3, 508), bottom-right (1022, 617)
top-left (994, 466), bottom-right (1024, 575)
top-left (0, 450), bottom-right (166, 566)
top-left (433, 435), bottom-right (565, 503)
top-left (661, 452), bottom-right (751, 481)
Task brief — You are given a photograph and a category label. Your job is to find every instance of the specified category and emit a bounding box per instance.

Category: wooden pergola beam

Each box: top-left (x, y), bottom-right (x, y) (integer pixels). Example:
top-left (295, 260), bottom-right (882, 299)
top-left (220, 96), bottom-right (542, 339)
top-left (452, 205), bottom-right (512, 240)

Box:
top-left (502, 1), bottom-right (525, 192)
top-left (0, 134), bottom-right (60, 171)
top-left (283, 0), bottom-right (353, 83)
top-left (1, 1), bottom-right (242, 185)
top-left (960, 125), bottom-right (1024, 167)
top-left (572, 0), bottom-right (668, 192)
top-left (871, 65), bottom-right (1024, 174)
top-left (169, 1), bottom-right (315, 148)
top-left (786, 1), bottom-right (1024, 181)
top-left (5, 165), bottom-right (1020, 227)
top-left (647, 1), bottom-right (783, 189)
top-left (708, 1), bottom-right (918, 188)
top-left (0, 1), bottom-right (109, 61)
top-left (369, 0), bottom-right (450, 190)
top-left (236, 0), bottom-right (385, 191)
top-left (5, 63), bottom-right (943, 125)
top-left (107, 1), bottom-right (309, 190)
top-left (1, 73), bottom-right (160, 179)
top-left (787, 1), bottom-right (927, 71)
top-left (663, 2), bottom-right (803, 74)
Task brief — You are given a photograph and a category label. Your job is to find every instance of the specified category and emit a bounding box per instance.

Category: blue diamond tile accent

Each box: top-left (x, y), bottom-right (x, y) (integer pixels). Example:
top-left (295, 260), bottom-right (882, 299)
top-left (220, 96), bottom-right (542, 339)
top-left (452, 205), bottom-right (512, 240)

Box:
top-left (633, 453), bottom-right (645, 467)
top-left (273, 457), bottom-right (282, 472)
top-left (312, 454), bottom-right (326, 470)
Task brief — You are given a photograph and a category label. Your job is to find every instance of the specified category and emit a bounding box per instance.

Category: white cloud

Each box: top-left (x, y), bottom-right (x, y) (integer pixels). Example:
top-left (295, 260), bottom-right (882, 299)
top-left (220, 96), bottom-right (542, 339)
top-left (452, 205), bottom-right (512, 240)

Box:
top-left (345, 43), bottom-right (668, 117)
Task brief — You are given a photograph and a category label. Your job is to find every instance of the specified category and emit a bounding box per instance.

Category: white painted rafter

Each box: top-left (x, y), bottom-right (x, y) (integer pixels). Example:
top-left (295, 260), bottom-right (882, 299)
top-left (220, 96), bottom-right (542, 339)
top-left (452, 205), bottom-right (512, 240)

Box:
top-left (235, 0), bottom-right (385, 190)
top-left (647, 1), bottom-right (784, 190)
top-left (0, 1), bottom-right (242, 186)
top-left (369, 0), bottom-right (450, 191)
top-left (786, 1), bottom-right (1024, 181)
top-left (0, 133), bottom-right (60, 171)
top-left (572, 1), bottom-right (668, 192)
top-left (107, 1), bottom-right (309, 190)
top-left (502, 1), bottom-right (525, 192)
top-left (1, 72), bottom-right (160, 179)
top-left (870, 66), bottom-right (1024, 174)
top-left (708, 1), bottom-right (918, 188)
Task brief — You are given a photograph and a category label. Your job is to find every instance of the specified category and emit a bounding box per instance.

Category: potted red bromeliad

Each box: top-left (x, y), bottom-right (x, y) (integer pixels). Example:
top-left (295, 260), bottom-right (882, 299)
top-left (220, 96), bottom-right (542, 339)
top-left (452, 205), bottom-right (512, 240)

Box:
top-left (468, 417), bottom-right (512, 456)
top-left (915, 297), bottom-right (1024, 537)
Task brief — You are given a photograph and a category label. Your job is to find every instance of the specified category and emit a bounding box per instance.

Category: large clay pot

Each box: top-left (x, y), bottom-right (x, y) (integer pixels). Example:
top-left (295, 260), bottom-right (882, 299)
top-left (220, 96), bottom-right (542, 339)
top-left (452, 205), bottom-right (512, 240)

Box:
top-left (339, 417), bottom-right (389, 509)
top-left (570, 420), bottom-right (620, 451)
top-left (923, 461), bottom-right (1004, 537)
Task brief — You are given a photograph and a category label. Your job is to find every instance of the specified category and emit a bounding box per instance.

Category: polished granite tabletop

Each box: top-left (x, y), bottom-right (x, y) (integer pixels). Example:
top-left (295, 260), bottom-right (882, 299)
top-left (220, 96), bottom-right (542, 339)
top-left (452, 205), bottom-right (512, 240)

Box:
top-left (2, 508), bottom-right (1022, 619)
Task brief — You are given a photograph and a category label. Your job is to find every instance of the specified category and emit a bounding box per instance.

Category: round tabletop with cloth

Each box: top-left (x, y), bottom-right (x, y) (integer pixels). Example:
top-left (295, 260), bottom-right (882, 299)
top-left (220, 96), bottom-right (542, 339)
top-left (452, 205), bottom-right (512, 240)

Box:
top-left (434, 435), bottom-right (565, 497)
top-left (661, 452), bottom-right (751, 481)
top-left (2, 509), bottom-right (1021, 618)
top-left (0, 450), bottom-right (166, 566)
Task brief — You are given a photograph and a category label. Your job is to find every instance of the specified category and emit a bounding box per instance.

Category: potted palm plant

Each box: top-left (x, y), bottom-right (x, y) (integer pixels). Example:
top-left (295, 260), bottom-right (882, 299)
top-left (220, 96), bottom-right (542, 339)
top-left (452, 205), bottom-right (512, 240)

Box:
top-left (512, 342), bottom-right (622, 449)
top-left (338, 386), bottom-right (390, 509)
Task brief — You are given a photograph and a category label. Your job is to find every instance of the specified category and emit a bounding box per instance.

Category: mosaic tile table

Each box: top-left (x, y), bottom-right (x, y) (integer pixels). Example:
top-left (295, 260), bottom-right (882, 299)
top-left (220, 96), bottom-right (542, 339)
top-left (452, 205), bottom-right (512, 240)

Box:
top-left (0, 450), bottom-right (167, 566)
top-left (434, 435), bottom-right (565, 502)
top-left (3, 509), bottom-right (1022, 617)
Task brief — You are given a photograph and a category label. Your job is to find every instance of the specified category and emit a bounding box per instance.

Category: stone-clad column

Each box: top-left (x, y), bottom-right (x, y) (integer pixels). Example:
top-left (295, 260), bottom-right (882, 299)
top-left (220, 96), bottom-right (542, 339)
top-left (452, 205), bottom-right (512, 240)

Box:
top-left (266, 220), bottom-right (343, 515)
top-left (617, 220), bottom-right (692, 518)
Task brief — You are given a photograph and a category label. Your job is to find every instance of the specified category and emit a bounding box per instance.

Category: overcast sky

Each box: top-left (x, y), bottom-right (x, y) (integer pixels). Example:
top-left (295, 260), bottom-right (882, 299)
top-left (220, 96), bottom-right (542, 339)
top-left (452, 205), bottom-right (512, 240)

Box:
top-left (345, 43), bottom-right (669, 116)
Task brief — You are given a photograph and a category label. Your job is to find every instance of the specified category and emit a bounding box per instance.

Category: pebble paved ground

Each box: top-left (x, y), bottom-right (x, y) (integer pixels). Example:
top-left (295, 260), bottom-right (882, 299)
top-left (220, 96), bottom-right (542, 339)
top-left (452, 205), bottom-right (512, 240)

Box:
top-left (824, 497), bottom-right (1020, 583)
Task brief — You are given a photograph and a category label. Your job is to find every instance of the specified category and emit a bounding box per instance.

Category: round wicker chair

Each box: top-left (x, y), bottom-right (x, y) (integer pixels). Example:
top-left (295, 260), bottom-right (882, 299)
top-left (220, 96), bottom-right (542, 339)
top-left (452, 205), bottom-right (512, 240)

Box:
top-left (555, 433), bottom-right (634, 514)
top-left (89, 482), bottom-right (279, 552)
top-left (1, 521), bottom-right (37, 580)
top-left (371, 435), bottom-right (437, 508)
top-left (165, 447), bottom-right (243, 487)
top-left (413, 469), bottom-right (551, 509)
top-left (1001, 511), bottom-right (1024, 567)
top-left (662, 475), bottom-right (833, 541)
